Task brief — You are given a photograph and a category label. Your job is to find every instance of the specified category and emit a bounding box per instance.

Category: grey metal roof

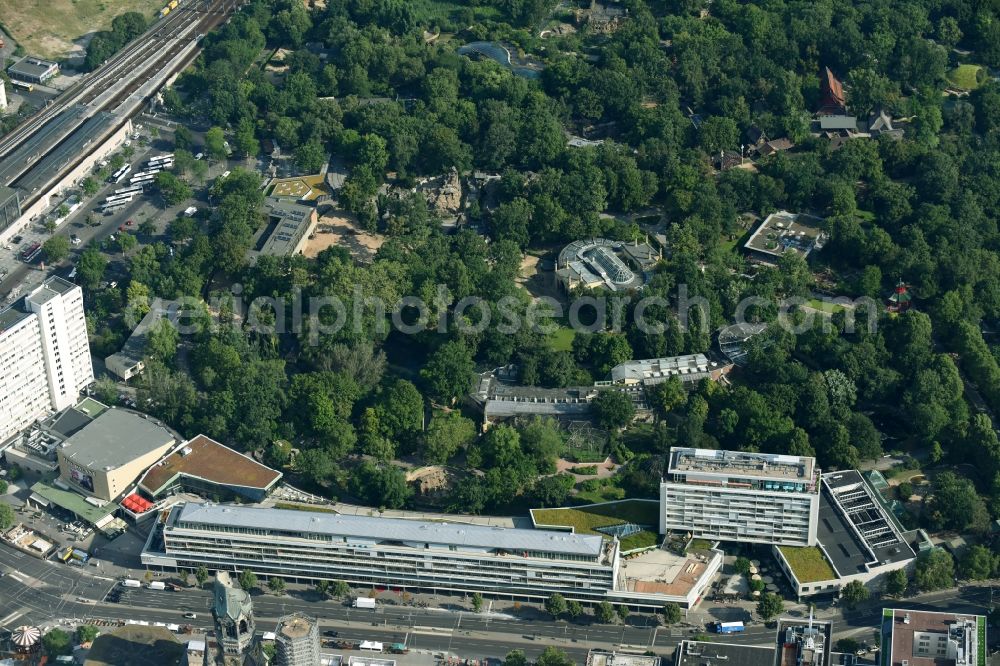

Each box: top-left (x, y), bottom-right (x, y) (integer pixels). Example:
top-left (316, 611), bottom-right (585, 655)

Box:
top-left (0, 305), bottom-right (32, 333)
top-left (610, 354), bottom-right (710, 383)
top-left (175, 503), bottom-right (605, 557)
top-left (818, 115), bottom-right (859, 131)
top-left (26, 276), bottom-right (77, 307)
top-left (59, 408), bottom-right (176, 471)
top-left (47, 407), bottom-right (94, 438)
top-left (254, 197), bottom-right (315, 256)
top-left (7, 57), bottom-right (58, 80)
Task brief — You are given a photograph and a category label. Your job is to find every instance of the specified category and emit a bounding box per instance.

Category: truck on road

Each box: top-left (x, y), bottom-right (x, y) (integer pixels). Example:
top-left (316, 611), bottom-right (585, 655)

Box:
top-left (148, 581), bottom-right (166, 590)
top-left (353, 597), bottom-right (376, 609)
top-left (713, 621), bottom-right (745, 634)
top-left (122, 579), bottom-right (141, 588)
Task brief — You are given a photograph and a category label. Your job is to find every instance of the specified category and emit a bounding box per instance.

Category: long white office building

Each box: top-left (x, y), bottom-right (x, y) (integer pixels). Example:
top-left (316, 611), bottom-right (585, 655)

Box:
top-left (0, 277), bottom-right (93, 443)
top-left (660, 447), bottom-right (821, 547)
top-left (143, 503), bottom-right (621, 603)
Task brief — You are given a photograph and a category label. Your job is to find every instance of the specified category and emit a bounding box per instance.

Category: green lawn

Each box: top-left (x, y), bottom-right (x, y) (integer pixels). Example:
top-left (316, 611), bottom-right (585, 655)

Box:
top-left (531, 500), bottom-right (660, 535)
top-left (947, 64), bottom-right (983, 90)
top-left (0, 0), bottom-right (159, 59)
top-left (546, 327), bottom-right (576, 352)
top-left (687, 539), bottom-right (713, 552)
top-left (573, 483), bottom-right (626, 505)
top-left (719, 232), bottom-right (747, 254)
top-left (778, 546), bottom-right (836, 583)
top-left (620, 530), bottom-right (660, 552)
top-left (806, 298), bottom-right (847, 314)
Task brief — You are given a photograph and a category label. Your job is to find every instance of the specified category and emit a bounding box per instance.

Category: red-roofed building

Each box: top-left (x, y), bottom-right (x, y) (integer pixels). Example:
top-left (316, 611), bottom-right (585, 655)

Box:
top-left (818, 67), bottom-right (847, 115)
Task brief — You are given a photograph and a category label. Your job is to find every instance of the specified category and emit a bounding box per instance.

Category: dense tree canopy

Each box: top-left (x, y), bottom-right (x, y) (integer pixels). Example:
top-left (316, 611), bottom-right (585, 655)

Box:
top-left (70, 0), bottom-right (998, 547)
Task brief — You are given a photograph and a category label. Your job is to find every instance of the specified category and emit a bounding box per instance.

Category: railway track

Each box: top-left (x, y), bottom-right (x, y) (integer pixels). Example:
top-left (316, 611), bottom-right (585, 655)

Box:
top-left (0, 0), bottom-right (236, 223)
top-left (0, 0), bottom-right (225, 165)
top-left (0, 8), bottom-right (189, 160)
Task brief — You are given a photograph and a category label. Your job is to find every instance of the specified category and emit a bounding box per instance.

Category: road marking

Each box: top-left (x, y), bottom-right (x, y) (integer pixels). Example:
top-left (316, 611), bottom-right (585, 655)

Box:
top-left (0, 611), bottom-right (24, 626)
top-left (7, 571), bottom-right (27, 583)
top-left (411, 627), bottom-right (454, 636)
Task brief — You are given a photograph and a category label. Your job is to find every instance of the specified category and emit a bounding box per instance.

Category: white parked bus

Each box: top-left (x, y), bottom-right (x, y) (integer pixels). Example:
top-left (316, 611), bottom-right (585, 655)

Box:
top-left (114, 184), bottom-right (145, 196)
top-left (104, 192), bottom-right (136, 204)
top-left (148, 581), bottom-right (166, 590)
top-left (109, 164), bottom-right (131, 184)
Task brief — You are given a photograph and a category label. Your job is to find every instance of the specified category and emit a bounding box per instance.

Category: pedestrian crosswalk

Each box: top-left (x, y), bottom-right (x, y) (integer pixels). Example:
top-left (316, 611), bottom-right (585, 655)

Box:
top-left (0, 610), bottom-right (24, 627)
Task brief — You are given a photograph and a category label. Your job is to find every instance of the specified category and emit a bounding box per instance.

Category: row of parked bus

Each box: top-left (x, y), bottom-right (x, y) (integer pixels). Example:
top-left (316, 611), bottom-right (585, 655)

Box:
top-left (100, 154), bottom-right (173, 214)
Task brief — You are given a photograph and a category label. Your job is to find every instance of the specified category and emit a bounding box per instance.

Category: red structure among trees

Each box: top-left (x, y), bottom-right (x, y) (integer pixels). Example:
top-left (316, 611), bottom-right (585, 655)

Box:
top-left (818, 67), bottom-right (847, 115)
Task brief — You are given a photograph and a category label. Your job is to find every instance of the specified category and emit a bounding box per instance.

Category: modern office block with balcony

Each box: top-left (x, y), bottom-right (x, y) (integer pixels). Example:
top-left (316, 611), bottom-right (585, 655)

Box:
top-left (660, 447), bottom-right (821, 547)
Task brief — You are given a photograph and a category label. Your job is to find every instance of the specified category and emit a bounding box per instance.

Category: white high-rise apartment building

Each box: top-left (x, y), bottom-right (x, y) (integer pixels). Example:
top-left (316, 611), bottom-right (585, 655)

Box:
top-left (660, 447), bottom-right (821, 546)
top-left (0, 277), bottom-right (93, 443)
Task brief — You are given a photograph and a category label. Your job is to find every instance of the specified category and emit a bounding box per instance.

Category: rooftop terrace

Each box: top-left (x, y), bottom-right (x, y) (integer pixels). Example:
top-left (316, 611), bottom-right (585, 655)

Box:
top-left (619, 547), bottom-right (715, 597)
top-left (775, 618), bottom-right (832, 666)
top-left (669, 447), bottom-right (815, 482)
top-left (277, 614), bottom-right (316, 640)
top-left (885, 609), bottom-right (986, 666)
top-left (744, 211), bottom-right (826, 261)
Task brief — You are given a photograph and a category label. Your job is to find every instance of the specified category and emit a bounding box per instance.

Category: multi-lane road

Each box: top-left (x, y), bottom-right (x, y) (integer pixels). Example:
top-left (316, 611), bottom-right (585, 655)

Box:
top-left (1, 539), bottom-right (997, 661)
